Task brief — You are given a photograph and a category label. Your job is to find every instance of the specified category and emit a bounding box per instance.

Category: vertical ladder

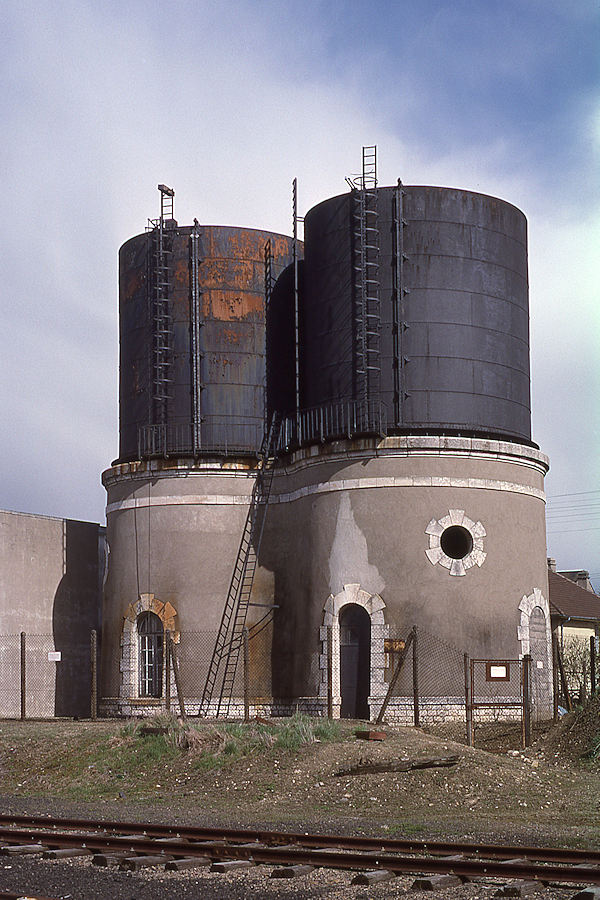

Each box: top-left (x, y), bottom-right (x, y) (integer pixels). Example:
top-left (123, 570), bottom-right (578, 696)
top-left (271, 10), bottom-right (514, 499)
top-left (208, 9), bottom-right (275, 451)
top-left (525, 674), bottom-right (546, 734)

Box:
top-left (392, 179), bottom-right (410, 424)
top-left (148, 184), bottom-right (175, 426)
top-left (292, 179), bottom-right (304, 420)
top-left (190, 219), bottom-right (203, 453)
top-left (200, 415), bottom-right (281, 717)
top-left (350, 147), bottom-right (380, 406)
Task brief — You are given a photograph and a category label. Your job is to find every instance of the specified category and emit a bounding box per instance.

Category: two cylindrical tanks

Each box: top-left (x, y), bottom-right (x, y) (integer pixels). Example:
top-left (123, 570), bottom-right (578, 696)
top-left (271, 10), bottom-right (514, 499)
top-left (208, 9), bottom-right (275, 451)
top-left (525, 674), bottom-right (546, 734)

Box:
top-left (102, 183), bottom-right (550, 720)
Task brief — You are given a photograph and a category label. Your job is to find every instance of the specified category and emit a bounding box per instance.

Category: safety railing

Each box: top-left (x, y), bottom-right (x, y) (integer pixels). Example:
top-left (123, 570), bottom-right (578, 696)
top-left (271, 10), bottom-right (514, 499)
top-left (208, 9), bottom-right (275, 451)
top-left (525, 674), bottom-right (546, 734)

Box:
top-left (279, 399), bottom-right (387, 452)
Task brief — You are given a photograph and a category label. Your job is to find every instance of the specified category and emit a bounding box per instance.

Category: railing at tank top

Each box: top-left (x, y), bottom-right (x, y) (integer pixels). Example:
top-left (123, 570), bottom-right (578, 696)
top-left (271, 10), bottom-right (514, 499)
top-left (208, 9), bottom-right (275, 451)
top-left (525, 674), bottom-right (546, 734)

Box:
top-left (278, 399), bottom-right (387, 452)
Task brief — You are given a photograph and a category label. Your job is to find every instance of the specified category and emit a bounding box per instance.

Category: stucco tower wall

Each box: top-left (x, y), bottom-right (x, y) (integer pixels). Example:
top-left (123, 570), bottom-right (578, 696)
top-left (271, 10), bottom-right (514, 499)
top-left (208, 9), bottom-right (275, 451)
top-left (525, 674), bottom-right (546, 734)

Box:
top-left (100, 459), bottom-right (274, 702)
top-left (262, 436), bottom-right (549, 707)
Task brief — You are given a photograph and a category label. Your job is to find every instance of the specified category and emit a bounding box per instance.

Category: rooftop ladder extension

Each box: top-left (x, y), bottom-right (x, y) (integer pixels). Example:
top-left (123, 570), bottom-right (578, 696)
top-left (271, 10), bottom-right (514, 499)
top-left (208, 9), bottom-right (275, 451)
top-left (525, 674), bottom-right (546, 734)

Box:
top-left (200, 415), bottom-right (281, 717)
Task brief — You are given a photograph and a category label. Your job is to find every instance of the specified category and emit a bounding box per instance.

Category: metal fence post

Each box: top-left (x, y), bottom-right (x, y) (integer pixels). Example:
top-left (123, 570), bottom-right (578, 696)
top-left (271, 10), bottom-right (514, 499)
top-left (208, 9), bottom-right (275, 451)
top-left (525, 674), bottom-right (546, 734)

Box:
top-left (165, 631), bottom-right (171, 713)
top-left (552, 633), bottom-right (559, 722)
top-left (90, 630), bottom-right (98, 720)
top-left (523, 654), bottom-right (532, 748)
top-left (464, 653), bottom-right (472, 746)
top-left (243, 626), bottom-right (250, 723)
top-left (412, 626), bottom-right (420, 727)
top-left (20, 632), bottom-right (26, 721)
top-left (590, 635), bottom-right (597, 696)
top-left (327, 625), bottom-right (333, 719)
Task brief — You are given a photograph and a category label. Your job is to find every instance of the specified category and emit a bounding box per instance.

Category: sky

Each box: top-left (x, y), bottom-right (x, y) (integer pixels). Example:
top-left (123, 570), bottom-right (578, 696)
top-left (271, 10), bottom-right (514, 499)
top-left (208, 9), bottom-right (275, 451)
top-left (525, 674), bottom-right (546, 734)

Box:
top-left (1, 0), bottom-right (599, 587)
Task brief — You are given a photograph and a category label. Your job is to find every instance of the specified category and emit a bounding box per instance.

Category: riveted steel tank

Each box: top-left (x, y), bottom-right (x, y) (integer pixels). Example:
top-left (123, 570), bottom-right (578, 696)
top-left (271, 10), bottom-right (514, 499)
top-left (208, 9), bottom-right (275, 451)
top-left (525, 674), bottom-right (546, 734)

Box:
top-left (118, 225), bottom-right (295, 462)
top-left (296, 186), bottom-right (531, 444)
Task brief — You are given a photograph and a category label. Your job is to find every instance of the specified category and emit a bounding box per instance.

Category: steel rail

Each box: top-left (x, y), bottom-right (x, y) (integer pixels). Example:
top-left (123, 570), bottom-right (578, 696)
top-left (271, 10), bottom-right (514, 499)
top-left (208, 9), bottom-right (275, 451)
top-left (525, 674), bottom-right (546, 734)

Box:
top-left (0, 823), bottom-right (599, 885)
top-left (0, 814), bottom-right (598, 866)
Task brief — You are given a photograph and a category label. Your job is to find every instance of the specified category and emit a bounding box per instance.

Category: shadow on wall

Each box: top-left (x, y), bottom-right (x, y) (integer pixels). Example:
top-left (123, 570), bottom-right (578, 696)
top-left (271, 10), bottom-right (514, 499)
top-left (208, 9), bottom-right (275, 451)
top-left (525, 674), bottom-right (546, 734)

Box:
top-left (52, 520), bottom-right (103, 717)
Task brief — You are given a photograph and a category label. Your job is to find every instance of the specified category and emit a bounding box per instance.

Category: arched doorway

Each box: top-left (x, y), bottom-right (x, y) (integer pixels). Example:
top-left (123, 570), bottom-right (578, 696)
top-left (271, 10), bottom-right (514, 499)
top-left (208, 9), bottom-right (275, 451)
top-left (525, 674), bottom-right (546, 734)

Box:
top-left (339, 604), bottom-right (371, 719)
top-left (138, 611), bottom-right (164, 698)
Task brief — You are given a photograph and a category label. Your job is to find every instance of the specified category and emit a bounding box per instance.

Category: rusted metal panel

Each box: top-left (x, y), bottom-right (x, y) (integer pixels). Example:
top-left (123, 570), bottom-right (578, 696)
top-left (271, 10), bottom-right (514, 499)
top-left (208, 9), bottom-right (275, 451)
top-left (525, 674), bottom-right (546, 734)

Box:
top-left (118, 223), bottom-right (294, 462)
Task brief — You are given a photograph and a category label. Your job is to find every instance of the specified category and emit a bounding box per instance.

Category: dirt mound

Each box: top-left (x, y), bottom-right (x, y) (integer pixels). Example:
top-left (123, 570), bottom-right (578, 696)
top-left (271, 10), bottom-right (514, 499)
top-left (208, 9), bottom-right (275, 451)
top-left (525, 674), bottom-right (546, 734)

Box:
top-left (535, 696), bottom-right (600, 762)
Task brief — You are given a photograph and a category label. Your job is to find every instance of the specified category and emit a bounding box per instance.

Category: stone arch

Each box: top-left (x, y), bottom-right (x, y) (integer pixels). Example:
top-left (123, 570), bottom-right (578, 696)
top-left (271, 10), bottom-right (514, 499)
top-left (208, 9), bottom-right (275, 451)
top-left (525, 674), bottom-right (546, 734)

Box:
top-left (123, 592), bottom-right (179, 637)
top-left (319, 584), bottom-right (388, 719)
top-left (517, 588), bottom-right (553, 715)
top-left (120, 593), bottom-right (179, 700)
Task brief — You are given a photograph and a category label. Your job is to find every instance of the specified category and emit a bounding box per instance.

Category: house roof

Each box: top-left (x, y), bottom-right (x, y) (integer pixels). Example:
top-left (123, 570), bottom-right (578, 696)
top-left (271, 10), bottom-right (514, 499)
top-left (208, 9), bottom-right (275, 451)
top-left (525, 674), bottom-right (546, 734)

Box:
top-left (549, 570), bottom-right (600, 621)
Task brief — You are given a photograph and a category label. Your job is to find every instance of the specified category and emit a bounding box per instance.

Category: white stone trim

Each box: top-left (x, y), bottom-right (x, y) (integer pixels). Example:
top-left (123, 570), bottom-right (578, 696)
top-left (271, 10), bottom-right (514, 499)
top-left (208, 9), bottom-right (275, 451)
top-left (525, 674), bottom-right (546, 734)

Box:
top-left (281, 434), bottom-right (549, 475)
top-left (107, 474), bottom-right (546, 517)
top-left (518, 588), bottom-right (552, 666)
top-left (107, 494), bottom-right (251, 515)
top-left (424, 510), bottom-right (486, 576)
top-left (319, 584), bottom-right (388, 720)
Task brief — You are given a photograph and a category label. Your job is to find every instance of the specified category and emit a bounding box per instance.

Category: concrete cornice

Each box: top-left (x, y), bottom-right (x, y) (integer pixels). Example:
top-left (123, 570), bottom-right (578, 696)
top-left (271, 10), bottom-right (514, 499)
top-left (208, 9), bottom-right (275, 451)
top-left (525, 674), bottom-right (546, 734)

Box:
top-left (279, 435), bottom-right (549, 477)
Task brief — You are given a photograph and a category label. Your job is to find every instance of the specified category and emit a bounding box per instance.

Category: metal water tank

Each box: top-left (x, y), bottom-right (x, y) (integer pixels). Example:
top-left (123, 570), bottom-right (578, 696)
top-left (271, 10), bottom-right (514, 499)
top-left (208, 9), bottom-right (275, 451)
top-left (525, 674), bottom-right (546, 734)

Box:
top-left (298, 185), bottom-right (531, 444)
top-left (118, 224), bottom-right (295, 462)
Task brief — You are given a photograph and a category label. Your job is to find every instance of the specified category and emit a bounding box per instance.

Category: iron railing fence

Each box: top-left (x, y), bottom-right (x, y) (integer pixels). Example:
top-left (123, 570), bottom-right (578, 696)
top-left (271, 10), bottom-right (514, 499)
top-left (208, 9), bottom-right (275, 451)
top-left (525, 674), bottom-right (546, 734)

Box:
top-left (279, 399), bottom-right (387, 452)
top-left (138, 422), bottom-right (263, 459)
top-left (137, 400), bottom-right (388, 461)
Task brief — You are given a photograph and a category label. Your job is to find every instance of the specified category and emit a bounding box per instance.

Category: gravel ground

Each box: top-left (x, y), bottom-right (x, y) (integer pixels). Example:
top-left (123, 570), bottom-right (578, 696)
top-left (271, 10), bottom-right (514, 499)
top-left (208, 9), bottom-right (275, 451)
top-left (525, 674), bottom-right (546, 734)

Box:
top-left (0, 711), bottom-right (598, 899)
top-left (0, 851), bottom-right (583, 900)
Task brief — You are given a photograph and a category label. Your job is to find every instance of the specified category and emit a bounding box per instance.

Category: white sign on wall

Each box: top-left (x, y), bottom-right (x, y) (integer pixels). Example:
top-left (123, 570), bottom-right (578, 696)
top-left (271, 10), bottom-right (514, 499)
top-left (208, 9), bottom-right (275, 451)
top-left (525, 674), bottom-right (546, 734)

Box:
top-left (47, 651), bottom-right (61, 662)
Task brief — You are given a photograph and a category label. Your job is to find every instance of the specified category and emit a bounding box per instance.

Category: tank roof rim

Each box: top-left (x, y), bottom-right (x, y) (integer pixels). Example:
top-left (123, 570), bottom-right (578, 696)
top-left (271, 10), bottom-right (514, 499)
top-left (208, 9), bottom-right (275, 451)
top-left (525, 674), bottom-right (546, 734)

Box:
top-left (305, 184), bottom-right (526, 220)
top-left (119, 223), bottom-right (297, 253)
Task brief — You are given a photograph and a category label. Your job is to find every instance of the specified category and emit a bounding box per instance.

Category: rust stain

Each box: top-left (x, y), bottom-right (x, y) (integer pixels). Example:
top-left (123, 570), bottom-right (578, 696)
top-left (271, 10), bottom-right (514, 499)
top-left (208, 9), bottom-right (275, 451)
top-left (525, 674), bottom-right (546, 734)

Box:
top-left (223, 328), bottom-right (241, 345)
top-left (203, 290), bottom-right (263, 321)
top-left (122, 268), bottom-right (144, 301)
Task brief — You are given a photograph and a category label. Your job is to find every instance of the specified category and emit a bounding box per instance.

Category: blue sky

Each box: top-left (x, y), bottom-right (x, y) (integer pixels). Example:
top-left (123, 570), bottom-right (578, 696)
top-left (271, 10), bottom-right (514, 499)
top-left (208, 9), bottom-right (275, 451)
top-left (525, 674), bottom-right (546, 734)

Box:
top-left (1, 0), bottom-right (599, 584)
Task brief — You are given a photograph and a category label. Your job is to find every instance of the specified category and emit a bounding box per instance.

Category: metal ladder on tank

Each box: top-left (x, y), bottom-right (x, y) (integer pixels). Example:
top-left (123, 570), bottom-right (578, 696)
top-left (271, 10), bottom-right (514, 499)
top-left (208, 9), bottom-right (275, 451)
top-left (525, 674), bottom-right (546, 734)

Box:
top-left (148, 184), bottom-right (175, 427)
top-left (347, 146), bottom-right (381, 406)
top-left (199, 415), bottom-right (281, 718)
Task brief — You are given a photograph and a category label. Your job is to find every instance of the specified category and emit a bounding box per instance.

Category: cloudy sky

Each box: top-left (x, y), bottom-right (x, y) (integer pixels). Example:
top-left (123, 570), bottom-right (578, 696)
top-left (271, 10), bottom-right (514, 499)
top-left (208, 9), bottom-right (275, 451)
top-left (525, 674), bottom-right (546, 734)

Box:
top-left (1, 0), bottom-right (599, 586)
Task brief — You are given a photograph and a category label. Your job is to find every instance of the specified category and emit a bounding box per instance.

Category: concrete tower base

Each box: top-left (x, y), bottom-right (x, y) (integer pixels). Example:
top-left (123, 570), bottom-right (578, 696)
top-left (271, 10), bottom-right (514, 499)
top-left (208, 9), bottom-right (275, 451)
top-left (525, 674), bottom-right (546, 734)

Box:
top-left (264, 434), bottom-right (551, 723)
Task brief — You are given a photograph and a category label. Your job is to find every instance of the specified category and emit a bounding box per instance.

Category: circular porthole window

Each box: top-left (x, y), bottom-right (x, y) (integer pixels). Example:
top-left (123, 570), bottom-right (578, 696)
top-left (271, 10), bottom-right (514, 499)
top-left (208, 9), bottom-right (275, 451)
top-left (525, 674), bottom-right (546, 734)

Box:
top-left (425, 510), bottom-right (486, 576)
top-left (440, 525), bottom-right (473, 560)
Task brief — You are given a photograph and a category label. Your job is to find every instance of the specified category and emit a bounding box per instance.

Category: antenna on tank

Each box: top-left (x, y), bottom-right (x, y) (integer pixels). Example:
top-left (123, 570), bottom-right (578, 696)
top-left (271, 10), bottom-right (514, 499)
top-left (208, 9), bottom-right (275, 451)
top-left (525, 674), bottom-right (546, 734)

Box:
top-left (292, 179), bottom-right (304, 421)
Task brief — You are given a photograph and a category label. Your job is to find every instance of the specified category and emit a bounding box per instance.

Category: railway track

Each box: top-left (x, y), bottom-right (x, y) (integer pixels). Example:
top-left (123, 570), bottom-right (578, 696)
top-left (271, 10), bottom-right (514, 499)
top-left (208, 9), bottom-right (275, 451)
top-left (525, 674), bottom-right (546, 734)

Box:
top-left (0, 814), bottom-right (598, 894)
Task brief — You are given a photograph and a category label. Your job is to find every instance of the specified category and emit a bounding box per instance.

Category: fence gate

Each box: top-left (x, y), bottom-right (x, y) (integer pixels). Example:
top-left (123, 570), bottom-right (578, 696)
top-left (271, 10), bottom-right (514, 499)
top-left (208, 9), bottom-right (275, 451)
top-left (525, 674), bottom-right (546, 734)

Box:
top-left (468, 658), bottom-right (528, 748)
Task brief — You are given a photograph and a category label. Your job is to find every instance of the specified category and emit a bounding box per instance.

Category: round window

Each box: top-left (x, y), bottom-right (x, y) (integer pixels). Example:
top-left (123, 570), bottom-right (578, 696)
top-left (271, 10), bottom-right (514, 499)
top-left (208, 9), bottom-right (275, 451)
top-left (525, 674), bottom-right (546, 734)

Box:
top-left (440, 525), bottom-right (474, 560)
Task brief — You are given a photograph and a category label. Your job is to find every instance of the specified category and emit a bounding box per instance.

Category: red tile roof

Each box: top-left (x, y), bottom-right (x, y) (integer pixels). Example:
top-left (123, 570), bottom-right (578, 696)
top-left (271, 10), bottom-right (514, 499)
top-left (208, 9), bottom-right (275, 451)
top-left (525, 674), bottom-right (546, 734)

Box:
top-left (549, 570), bottom-right (600, 620)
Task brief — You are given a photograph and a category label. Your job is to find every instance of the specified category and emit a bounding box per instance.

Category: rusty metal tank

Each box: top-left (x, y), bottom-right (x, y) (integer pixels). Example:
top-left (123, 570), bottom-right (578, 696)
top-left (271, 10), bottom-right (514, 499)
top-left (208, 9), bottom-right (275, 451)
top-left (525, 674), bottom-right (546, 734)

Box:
top-left (272, 186), bottom-right (532, 445)
top-left (118, 224), bottom-right (295, 462)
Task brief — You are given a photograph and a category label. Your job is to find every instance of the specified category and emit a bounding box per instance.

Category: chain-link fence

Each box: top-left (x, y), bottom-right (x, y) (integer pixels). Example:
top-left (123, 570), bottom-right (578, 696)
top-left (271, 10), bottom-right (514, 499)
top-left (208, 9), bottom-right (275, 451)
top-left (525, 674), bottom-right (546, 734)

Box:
top-left (114, 627), bottom-right (273, 719)
top-left (0, 632), bottom-right (98, 720)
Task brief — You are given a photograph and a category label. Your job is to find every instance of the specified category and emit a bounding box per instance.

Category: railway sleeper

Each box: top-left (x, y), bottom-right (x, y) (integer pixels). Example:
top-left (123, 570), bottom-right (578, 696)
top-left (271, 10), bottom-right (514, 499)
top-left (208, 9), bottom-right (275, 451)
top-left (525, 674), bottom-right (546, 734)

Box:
top-left (412, 873), bottom-right (463, 890)
top-left (271, 864), bottom-right (315, 879)
top-left (351, 869), bottom-right (395, 885)
top-left (120, 854), bottom-right (169, 871)
top-left (494, 882), bottom-right (540, 897)
top-left (0, 843), bottom-right (48, 855)
top-left (165, 856), bottom-right (212, 871)
top-left (211, 859), bottom-right (254, 873)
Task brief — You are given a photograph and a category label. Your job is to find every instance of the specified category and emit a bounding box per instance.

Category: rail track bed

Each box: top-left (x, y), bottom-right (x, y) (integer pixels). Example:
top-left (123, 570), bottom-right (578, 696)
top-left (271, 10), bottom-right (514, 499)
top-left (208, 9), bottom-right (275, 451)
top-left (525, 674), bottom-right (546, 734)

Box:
top-left (0, 814), bottom-right (599, 898)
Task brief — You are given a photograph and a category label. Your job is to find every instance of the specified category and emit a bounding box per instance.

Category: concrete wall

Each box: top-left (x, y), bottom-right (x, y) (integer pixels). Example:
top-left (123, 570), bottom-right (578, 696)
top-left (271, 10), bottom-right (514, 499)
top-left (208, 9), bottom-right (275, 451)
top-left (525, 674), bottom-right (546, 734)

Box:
top-left (0, 509), bottom-right (104, 717)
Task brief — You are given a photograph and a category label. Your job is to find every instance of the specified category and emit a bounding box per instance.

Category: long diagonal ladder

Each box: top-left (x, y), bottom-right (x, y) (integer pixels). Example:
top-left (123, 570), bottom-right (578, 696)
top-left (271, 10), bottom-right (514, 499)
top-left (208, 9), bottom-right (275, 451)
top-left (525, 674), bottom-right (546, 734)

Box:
top-left (200, 416), bottom-right (281, 717)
